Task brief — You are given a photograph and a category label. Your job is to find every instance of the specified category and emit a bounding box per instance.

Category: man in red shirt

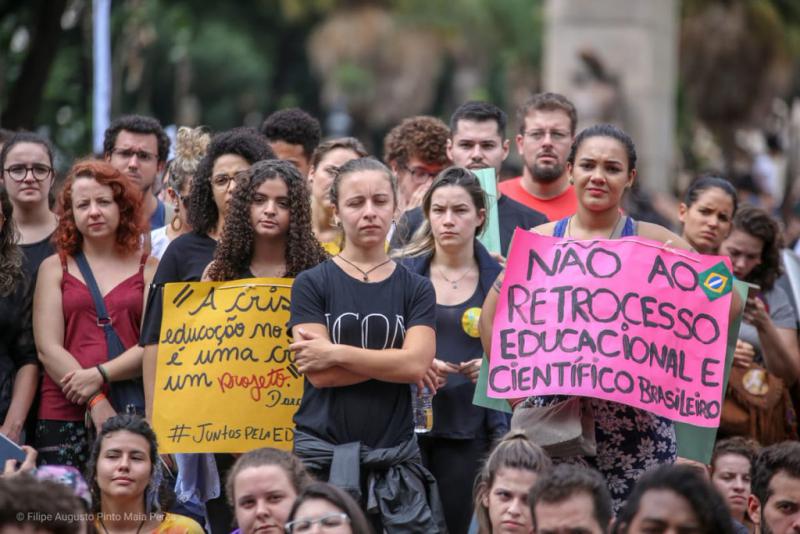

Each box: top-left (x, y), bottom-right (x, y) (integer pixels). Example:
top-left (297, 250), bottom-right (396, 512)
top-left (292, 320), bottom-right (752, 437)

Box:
top-left (499, 93), bottom-right (578, 221)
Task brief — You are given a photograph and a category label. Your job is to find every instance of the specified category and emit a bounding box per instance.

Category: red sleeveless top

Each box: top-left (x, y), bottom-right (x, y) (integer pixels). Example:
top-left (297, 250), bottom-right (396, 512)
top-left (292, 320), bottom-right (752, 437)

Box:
top-left (38, 254), bottom-right (147, 421)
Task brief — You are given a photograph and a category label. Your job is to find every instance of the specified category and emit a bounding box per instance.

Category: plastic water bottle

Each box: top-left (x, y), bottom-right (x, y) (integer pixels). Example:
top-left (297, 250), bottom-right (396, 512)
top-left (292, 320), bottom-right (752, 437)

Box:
top-left (413, 386), bottom-right (433, 433)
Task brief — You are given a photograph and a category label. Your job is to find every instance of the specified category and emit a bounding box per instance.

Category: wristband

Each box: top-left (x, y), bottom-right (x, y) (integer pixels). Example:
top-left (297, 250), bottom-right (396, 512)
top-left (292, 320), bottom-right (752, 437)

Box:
top-left (96, 364), bottom-right (110, 384)
top-left (88, 392), bottom-right (107, 410)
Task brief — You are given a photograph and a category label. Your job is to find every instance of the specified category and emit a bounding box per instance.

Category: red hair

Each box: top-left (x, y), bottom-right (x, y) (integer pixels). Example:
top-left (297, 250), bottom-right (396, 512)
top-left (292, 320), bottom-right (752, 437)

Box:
top-left (55, 159), bottom-right (146, 255)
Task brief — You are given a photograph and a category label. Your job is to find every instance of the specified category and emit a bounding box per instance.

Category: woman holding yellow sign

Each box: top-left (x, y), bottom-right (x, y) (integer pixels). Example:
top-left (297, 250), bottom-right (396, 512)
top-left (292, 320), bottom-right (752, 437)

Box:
top-left (289, 157), bottom-right (446, 532)
top-left (480, 124), bottom-right (696, 512)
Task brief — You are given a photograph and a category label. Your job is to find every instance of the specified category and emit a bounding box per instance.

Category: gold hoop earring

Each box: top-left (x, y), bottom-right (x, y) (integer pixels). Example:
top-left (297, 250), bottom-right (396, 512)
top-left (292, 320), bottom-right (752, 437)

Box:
top-left (170, 216), bottom-right (183, 232)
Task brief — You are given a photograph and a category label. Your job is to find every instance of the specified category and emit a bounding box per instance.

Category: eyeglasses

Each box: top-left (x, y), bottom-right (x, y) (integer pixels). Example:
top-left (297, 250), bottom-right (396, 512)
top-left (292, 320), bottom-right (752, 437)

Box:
top-left (285, 512), bottom-right (350, 533)
top-left (3, 164), bottom-right (54, 182)
top-left (524, 129), bottom-right (570, 142)
top-left (402, 164), bottom-right (442, 183)
top-left (210, 173), bottom-right (238, 189)
top-left (111, 148), bottom-right (157, 163)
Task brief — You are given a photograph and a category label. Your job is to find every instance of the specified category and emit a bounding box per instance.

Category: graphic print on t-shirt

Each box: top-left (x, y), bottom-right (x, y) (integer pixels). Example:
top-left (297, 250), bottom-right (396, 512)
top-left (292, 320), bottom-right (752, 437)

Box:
top-left (325, 312), bottom-right (406, 349)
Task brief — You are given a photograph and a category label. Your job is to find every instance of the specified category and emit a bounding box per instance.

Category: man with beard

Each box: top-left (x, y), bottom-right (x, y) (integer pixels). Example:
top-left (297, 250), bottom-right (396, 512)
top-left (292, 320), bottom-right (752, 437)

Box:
top-left (499, 92), bottom-right (578, 220)
top-left (391, 101), bottom-right (546, 255)
top-left (748, 442), bottom-right (800, 534)
top-left (104, 115), bottom-right (171, 229)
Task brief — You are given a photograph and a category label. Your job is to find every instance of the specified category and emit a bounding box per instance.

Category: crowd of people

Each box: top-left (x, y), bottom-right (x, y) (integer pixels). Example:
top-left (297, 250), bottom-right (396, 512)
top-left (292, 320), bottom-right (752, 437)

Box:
top-left (0, 92), bottom-right (798, 534)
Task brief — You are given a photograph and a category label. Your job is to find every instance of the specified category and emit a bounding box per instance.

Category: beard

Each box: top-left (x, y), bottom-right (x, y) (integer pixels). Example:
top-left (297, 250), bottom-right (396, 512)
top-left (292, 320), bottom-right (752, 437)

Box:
top-left (529, 160), bottom-right (564, 183)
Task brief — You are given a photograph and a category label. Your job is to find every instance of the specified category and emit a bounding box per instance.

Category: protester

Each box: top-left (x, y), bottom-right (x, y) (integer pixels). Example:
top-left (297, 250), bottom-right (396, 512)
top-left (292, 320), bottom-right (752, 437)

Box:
top-left (473, 432), bottom-right (551, 534)
top-left (103, 115), bottom-right (172, 230)
top-left (392, 101), bottom-right (547, 254)
top-left (286, 482), bottom-right (375, 534)
top-left (720, 206), bottom-right (800, 384)
top-left (383, 115), bottom-right (450, 213)
top-left (481, 124), bottom-right (697, 511)
top-left (748, 441), bottom-right (800, 534)
top-left (710, 437), bottom-right (759, 532)
top-left (0, 186), bottom-right (38, 445)
top-left (528, 464), bottom-right (612, 534)
top-left (679, 175), bottom-right (738, 255)
top-left (613, 465), bottom-right (736, 534)
top-left (0, 132), bottom-right (58, 280)
top-left (150, 126), bottom-right (210, 259)
top-left (205, 159), bottom-right (327, 281)
top-left (0, 474), bottom-right (85, 534)
top-left (226, 447), bottom-right (312, 534)
top-left (86, 414), bottom-right (203, 534)
top-left (260, 108), bottom-right (322, 178)
top-left (396, 167), bottom-right (507, 533)
top-left (34, 160), bottom-right (158, 471)
top-left (499, 92), bottom-right (578, 220)
top-left (307, 137), bottom-right (368, 255)
top-left (139, 127), bottom-right (273, 534)
top-left (289, 157), bottom-right (446, 532)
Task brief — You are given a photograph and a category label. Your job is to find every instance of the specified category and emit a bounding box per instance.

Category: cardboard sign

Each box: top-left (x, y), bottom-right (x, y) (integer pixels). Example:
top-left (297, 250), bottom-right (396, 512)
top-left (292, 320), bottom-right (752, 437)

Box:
top-left (488, 230), bottom-right (733, 427)
top-left (152, 279), bottom-right (301, 453)
top-left (474, 168), bottom-right (501, 255)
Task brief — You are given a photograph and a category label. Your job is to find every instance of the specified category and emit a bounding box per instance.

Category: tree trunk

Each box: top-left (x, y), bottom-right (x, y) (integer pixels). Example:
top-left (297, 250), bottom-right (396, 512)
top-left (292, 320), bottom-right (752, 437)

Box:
top-left (2, 0), bottom-right (69, 129)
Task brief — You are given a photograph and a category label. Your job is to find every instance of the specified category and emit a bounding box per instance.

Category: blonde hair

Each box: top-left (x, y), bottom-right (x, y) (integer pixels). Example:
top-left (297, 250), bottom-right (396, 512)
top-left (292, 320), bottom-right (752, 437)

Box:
top-left (168, 126), bottom-right (210, 191)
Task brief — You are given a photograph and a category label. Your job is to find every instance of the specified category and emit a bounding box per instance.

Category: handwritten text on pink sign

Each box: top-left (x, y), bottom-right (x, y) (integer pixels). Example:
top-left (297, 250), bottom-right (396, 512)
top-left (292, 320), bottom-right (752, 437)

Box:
top-left (489, 230), bottom-right (733, 427)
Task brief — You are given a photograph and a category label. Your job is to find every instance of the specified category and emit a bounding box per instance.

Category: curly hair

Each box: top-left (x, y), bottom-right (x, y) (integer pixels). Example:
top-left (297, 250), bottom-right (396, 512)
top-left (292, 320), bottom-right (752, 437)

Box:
top-left (474, 432), bottom-right (552, 534)
top-left (0, 187), bottom-right (24, 296)
top-left (103, 115), bottom-right (170, 162)
top-left (383, 115), bottom-right (450, 169)
top-left (208, 160), bottom-right (328, 281)
top-left (226, 447), bottom-right (312, 507)
top-left (54, 159), bottom-right (146, 256)
top-left (730, 205), bottom-right (783, 291)
top-left (187, 128), bottom-right (275, 236)
top-left (613, 465), bottom-right (735, 534)
top-left (167, 126), bottom-right (210, 192)
top-left (260, 108), bottom-right (322, 159)
top-left (85, 414), bottom-right (172, 514)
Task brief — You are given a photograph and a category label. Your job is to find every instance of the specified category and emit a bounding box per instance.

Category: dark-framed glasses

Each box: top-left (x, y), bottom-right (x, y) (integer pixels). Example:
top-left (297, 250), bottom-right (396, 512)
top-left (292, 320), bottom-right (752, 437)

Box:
top-left (403, 164), bottom-right (442, 183)
top-left (4, 163), bottom-right (54, 182)
top-left (210, 170), bottom-right (249, 190)
top-left (285, 512), bottom-right (350, 533)
top-left (111, 148), bottom-right (157, 163)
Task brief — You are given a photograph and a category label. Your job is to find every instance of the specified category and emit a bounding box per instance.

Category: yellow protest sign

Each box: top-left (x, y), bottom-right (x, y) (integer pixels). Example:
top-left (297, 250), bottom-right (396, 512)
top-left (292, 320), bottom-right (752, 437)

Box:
top-left (152, 278), bottom-right (301, 453)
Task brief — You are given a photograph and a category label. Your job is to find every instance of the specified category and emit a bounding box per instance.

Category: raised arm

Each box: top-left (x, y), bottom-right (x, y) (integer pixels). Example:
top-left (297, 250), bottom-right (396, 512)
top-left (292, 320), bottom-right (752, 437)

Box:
top-left (480, 269), bottom-right (504, 356)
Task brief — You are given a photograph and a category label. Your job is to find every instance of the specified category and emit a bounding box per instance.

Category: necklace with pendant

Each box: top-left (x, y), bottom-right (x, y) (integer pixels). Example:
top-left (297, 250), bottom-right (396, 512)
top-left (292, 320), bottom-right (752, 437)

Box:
top-left (436, 265), bottom-right (474, 289)
top-left (336, 254), bottom-right (392, 282)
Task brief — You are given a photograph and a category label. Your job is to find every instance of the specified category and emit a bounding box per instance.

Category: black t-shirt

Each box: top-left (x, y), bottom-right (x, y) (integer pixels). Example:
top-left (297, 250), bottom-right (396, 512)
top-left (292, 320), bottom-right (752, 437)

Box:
top-left (391, 195), bottom-right (547, 256)
top-left (0, 280), bottom-right (36, 420)
top-left (289, 260), bottom-right (436, 448)
top-left (139, 232), bottom-right (217, 345)
top-left (20, 234), bottom-right (55, 283)
top-left (428, 286), bottom-right (494, 439)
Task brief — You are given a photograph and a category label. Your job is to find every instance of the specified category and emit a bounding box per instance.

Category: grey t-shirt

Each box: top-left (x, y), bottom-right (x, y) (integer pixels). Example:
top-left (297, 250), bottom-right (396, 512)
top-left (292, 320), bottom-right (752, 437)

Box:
top-left (738, 285), bottom-right (797, 365)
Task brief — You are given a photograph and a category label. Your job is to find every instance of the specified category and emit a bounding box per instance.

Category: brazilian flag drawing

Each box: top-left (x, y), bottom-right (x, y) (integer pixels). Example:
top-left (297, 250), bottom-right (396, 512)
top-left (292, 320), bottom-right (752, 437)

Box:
top-left (699, 261), bottom-right (733, 301)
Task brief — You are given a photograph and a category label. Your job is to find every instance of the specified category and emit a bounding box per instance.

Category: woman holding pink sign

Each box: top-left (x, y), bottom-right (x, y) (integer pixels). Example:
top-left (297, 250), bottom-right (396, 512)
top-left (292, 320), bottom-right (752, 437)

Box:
top-left (481, 124), bottom-right (696, 512)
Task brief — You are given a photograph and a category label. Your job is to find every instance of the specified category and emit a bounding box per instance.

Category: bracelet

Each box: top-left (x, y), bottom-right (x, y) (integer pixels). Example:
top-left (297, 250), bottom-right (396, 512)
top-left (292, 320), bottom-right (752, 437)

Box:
top-left (96, 364), bottom-right (110, 384)
top-left (88, 392), bottom-right (107, 410)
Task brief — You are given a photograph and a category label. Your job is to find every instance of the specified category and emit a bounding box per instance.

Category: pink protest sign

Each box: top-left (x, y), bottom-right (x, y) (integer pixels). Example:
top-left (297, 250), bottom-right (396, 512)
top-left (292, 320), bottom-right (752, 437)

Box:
top-left (488, 229), bottom-right (734, 427)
